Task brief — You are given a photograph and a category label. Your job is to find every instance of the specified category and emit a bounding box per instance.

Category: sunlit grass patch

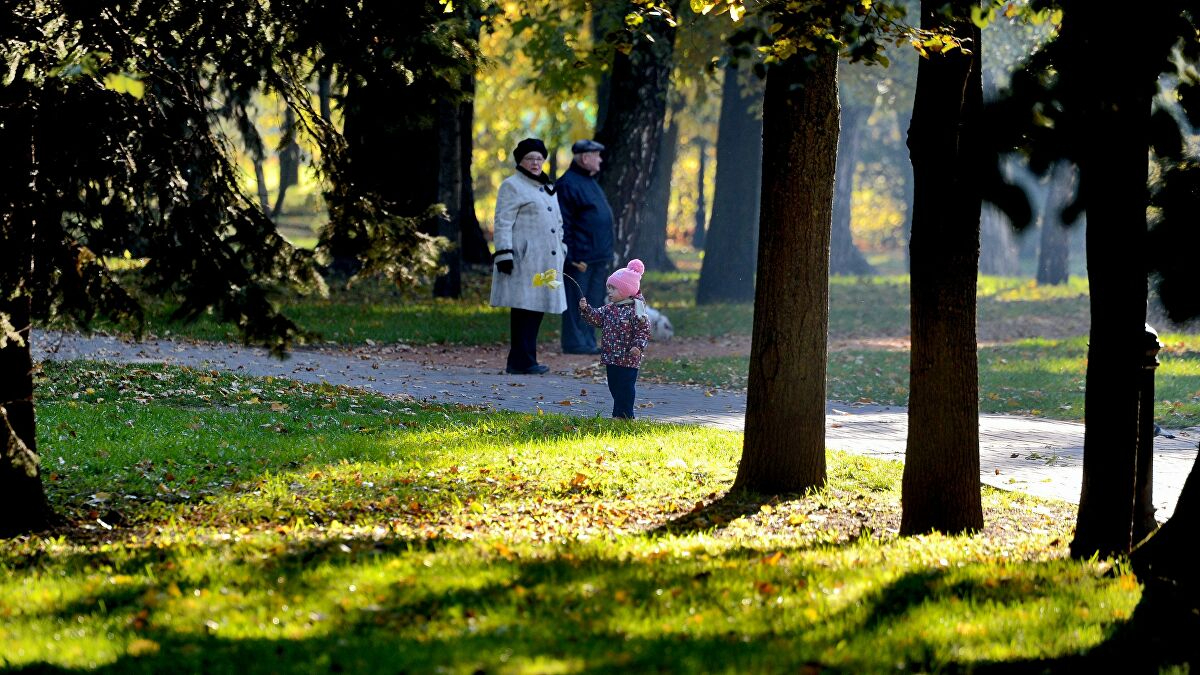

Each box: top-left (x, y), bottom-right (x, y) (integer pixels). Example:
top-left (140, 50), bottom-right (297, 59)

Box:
top-left (0, 361), bottom-right (1149, 672)
top-left (643, 335), bottom-right (1200, 427)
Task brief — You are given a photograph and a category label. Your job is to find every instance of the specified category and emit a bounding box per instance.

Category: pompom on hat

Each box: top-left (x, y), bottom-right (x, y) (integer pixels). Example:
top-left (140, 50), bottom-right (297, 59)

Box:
top-left (607, 259), bottom-right (645, 299)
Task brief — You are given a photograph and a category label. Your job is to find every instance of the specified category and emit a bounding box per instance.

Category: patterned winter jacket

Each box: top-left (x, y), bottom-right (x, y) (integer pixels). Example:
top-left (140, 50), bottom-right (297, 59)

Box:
top-left (581, 294), bottom-right (652, 368)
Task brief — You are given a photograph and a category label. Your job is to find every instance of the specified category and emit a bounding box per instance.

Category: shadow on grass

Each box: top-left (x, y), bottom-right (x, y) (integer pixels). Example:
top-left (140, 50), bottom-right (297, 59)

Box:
top-left (9, 544), bottom-right (1191, 673)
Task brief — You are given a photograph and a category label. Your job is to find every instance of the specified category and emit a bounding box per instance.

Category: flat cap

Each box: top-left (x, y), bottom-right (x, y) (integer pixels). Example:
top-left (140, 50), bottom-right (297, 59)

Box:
top-left (571, 139), bottom-right (606, 154)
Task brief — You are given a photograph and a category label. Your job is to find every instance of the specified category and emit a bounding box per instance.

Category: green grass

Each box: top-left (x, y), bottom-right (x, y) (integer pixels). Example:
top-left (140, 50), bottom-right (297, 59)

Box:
top-left (122, 269), bottom-right (1097, 346)
top-left (644, 334), bottom-right (1200, 427)
top-left (0, 361), bottom-right (1154, 672)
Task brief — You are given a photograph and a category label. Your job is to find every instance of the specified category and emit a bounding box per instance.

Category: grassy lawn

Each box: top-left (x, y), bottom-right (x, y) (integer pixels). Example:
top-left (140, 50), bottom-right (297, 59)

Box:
top-left (96, 266), bottom-right (1200, 427)
top-left (643, 334), bottom-right (1200, 428)
top-left (0, 361), bottom-right (1152, 672)
top-left (125, 271), bottom-right (1092, 345)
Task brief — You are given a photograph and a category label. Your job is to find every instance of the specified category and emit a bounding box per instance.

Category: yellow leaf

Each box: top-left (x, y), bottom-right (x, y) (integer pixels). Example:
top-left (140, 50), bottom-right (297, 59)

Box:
top-left (729, 3), bottom-right (744, 21)
top-left (570, 472), bottom-right (588, 487)
top-left (469, 500), bottom-right (485, 514)
top-left (761, 551), bottom-right (784, 566)
top-left (127, 639), bottom-right (160, 656)
top-left (270, 401), bottom-right (288, 412)
top-left (759, 503), bottom-right (774, 515)
top-left (103, 72), bottom-right (144, 99)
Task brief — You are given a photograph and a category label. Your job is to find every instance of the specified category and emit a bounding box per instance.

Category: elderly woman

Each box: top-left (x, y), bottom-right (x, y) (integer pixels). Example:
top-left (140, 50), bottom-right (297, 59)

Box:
top-left (491, 138), bottom-right (568, 375)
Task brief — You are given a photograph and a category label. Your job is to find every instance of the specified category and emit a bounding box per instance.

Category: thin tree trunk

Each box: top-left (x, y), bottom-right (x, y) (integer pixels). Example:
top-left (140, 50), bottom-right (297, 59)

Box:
top-left (633, 109), bottom-right (680, 271)
top-left (434, 101), bottom-right (463, 298)
top-left (830, 103), bottom-right (875, 276)
top-left (318, 68), bottom-right (333, 123)
top-left (254, 159), bottom-right (270, 213)
top-left (979, 203), bottom-right (1019, 276)
top-left (594, 0), bottom-right (681, 265)
top-left (272, 106), bottom-right (301, 220)
top-left (733, 51), bottom-right (838, 494)
top-left (0, 101), bottom-right (55, 537)
top-left (458, 13), bottom-right (490, 266)
top-left (459, 94), bottom-right (489, 265)
top-left (901, 0), bottom-right (985, 536)
top-left (1036, 162), bottom-right (1077, 285)
top-left (696, 64), bottom-right (763, 305)
top-left (692, 137), bottom-right (707, 251)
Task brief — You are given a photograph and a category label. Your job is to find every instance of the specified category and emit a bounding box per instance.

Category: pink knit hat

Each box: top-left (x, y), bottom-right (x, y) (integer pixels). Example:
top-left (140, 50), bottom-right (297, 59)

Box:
top-left (607, 259), bottom-right (645, 299)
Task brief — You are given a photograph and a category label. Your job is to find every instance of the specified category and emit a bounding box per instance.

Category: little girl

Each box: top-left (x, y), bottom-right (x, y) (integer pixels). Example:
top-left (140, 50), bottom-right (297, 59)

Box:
top-left (579, 259), bottom-right (652, 419)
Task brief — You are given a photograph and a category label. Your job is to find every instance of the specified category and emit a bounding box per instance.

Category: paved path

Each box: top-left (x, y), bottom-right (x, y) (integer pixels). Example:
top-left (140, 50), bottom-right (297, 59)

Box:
top-left (34, 331), bottom-right (1199, 522)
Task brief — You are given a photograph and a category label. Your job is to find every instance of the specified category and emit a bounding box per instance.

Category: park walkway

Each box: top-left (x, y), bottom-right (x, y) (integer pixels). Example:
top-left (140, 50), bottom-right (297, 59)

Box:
top-left (34, 331), bottom-right (1199, 522)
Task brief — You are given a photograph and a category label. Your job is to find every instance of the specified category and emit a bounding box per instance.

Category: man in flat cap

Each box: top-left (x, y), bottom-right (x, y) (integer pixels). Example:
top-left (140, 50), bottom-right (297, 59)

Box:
top-left (555, 139), bottom-right (615, 355)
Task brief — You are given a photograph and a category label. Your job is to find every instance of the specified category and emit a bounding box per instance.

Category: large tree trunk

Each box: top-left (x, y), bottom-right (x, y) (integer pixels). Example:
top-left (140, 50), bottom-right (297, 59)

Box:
top-left (733, 51), bottom-right (838, 494)
top-left (1131, 454), bottom-right (1200, 628)
top-left (696, 64), bottom-right (763, 305)
top-left (1036, 162), bottom-right (1077, 286)
top-left (1069, 6), bottom-right (1154, 560)
top-left (901, 0), bottom-right (985, 536)
top-left (593, 0), bottom-right (681, 265)
top-left (830, 103), bottom-right (875, 276)
top-left (433, 99), bottom-right (463, 298)
top-left (0, 102), bottom-right (55, 537)
top-left (692, 137), bottom-right (707, 251)
top-left (634, 109), bottom-right (681, 272)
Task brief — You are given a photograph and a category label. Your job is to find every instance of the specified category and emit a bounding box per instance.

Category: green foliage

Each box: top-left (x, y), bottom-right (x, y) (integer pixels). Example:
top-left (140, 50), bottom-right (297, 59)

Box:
top-left (1, 0), bottom-right (490, 355)
top-left (0, 360), bottom-right (1151, 671)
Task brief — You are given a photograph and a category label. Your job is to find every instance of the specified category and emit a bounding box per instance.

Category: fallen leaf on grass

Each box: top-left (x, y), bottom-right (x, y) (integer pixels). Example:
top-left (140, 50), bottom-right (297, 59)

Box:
top-left (761, 551), bottom-right (785, 566)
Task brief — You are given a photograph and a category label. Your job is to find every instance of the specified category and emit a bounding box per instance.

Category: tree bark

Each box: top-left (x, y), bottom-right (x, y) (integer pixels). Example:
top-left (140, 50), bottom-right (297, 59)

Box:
top-left (830, 103), bottom-right (875, 276)
top-left (1131, 453), bottom-right (1200, 614)
top-left (433, 100), bottom-right (463, 298)
top-left (0, 100), bottom-right (55, 538)
top-left (979, 203), bottom-right (1019, 276)
top-left (254, 159), bottom-right (270, 213)
top-left (318, 67), bottom-right (333, 123)
top-left (271, 106), bottom-right (301, 220)
top-left (692, 137), bottom-right (707, 251)
top-left (901, 0), bottom-right (985, 536)
top-left (457, 13), bottom-right (490, 267)
top-left (1035, 162), bottom-right (1077, 286)
top-left (733, 51), bottom-right (838, 494)
top-left (696, 64), bottom-right (763, 305)
top-left (593, 0), bottom-right (681, 265)
top-left (1069, 9), bottom-right (1154, 559)
top-left (633, 110), bottom-right (680, 271)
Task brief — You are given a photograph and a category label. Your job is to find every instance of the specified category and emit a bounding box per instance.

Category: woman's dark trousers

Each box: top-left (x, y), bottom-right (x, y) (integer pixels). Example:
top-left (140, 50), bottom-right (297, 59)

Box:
top-left (507, 308), bottom-right (544, 372)
top-left (606, 365), bottom-right (638, 418)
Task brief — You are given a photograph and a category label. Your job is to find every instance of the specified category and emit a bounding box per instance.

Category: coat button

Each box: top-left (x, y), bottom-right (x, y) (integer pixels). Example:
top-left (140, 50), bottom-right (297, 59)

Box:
top-left (547, 206), bottom-right (553, 211)
top-left (551, 250), bottom-right (556, 255)
top-left (550, 229), bottom-right (555, 233)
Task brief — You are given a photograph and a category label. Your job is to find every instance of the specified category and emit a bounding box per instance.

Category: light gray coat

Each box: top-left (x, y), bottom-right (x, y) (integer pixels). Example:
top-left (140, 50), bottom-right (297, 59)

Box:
top-left (490, 171), bottom-right (568, 313)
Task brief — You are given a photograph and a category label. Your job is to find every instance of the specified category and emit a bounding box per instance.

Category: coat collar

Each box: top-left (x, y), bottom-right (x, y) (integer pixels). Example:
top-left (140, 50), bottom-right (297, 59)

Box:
top-left (516, 166), bottom-right (555, 194)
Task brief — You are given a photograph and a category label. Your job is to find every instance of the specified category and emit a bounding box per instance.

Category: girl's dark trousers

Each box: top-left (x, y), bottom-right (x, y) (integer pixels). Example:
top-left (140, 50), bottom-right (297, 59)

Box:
top-left (606, 364), bottom-right (638, 419)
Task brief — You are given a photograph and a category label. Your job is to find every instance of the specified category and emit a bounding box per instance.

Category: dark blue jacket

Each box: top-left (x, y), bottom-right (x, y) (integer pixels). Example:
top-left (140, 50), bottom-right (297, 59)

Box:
top-left (555, 163), bottom-right (614, 265)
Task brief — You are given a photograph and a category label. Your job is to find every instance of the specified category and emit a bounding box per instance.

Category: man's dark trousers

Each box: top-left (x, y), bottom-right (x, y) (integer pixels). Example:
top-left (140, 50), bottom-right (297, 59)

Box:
top-left (507, 308), bottom-right (544, 371)
top-left (561, 261), bottom-right (610, 353)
